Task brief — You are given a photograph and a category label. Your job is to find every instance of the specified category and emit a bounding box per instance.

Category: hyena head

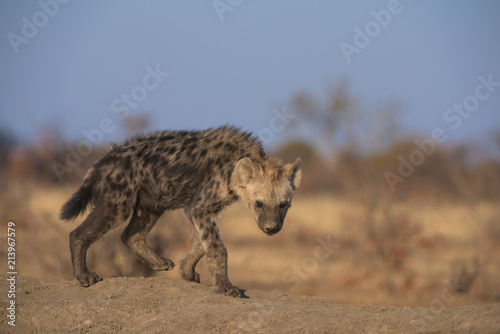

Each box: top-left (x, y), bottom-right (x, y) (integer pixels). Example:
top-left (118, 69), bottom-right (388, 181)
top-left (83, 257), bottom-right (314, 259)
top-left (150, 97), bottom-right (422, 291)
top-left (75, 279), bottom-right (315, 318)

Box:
top-left (233, 157), bottom-right (303, 235)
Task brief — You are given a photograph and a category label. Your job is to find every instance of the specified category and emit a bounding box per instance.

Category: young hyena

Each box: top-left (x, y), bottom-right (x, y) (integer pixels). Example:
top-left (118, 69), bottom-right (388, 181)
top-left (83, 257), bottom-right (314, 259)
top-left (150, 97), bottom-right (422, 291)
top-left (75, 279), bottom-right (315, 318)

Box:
top-left (60, 126), bottom-right (302, 297)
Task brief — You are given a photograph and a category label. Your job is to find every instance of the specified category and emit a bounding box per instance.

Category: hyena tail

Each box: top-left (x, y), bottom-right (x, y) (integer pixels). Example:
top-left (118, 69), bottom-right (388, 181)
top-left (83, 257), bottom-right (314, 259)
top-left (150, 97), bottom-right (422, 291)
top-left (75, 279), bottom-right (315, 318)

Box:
top-left (60, 168), bottom-right (96, 221)
top-left (60, 185), bottom-right (93, 221)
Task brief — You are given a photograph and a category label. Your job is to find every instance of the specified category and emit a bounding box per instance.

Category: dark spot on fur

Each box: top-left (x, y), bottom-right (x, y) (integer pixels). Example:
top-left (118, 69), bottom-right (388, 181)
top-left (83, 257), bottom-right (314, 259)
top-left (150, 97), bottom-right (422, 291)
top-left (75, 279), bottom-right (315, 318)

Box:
top-left (224, 143), bottom-right (235, 152)
top-left (136, 149), bottom-right (145, 159)
top-left (149, 154), bottom-right (161, 166)
top-left (215, 158), bottom-right (223, 169)
top-left (159, 135), bottom-right (175, 142)
top-left (276, 169), bottom-right (283, 181)
top-left (183, 137), bottom-right (197, 146)
top-left (167, 146), bottom-right (177, 155)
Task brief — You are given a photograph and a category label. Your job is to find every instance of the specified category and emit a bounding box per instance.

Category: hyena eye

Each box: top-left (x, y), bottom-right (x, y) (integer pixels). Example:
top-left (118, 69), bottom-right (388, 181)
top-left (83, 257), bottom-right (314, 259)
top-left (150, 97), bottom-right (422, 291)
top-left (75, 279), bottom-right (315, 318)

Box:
top-left (279, 202), bottom-right (288, 209)
top-left (255, 201), bottom-right (263, 208)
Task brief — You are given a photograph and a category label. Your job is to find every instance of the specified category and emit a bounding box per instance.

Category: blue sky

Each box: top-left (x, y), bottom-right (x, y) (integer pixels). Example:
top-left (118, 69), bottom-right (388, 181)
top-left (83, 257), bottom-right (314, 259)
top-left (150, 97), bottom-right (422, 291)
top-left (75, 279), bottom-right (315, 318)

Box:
top-left (1, 1), bottom-right (499, 152)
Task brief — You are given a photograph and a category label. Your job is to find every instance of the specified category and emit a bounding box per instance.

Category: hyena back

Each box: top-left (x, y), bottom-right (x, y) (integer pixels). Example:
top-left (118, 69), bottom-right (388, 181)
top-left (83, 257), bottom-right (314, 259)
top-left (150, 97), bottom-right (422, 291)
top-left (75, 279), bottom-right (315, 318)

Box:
top-left (60, 126), bottom-right (302, 297)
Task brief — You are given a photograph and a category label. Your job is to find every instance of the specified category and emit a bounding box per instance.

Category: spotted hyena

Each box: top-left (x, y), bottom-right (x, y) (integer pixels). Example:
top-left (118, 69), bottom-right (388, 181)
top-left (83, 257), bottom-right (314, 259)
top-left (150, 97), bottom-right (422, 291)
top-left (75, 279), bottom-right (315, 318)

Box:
top-left (60, 126), bottom-right (302, 297)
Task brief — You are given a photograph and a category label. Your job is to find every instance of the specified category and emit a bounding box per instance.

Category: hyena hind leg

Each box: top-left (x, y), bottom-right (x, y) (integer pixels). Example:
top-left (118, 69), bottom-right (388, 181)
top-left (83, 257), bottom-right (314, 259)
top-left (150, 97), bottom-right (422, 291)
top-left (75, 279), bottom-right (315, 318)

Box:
top-left (179, 230), bottom-right (205, 283)
top-left (121, 209), bottom-right (175, 271)
top-left (70, 205), bottom-right (122, 287)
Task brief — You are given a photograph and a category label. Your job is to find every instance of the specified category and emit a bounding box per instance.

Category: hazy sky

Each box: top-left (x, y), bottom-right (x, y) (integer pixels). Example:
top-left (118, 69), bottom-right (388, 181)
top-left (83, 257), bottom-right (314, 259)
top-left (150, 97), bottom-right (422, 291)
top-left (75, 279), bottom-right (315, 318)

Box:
top-left (1, 1), bottom-right (499, 151)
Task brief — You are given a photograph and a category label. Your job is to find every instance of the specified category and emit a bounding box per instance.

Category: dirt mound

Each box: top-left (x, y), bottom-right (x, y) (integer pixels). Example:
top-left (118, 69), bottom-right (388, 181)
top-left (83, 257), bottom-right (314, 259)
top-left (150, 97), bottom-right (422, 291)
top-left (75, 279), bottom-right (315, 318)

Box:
top-left (1, 276), bottom-right (499, 333)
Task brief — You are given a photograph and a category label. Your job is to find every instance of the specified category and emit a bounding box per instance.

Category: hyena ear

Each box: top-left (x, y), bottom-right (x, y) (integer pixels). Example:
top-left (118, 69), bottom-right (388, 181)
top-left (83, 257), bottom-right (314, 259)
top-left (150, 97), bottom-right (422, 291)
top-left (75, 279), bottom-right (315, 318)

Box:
top-left (287, 158), bottom-right (303, 190)
top-left (234, 158), bottom-right (259, 187)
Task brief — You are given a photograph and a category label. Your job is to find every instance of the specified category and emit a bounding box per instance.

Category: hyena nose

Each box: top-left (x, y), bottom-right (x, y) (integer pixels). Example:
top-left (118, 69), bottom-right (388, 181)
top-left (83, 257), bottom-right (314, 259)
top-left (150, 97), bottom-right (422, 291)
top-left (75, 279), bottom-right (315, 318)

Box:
top-left (265, 225), bottom-right (280, 235)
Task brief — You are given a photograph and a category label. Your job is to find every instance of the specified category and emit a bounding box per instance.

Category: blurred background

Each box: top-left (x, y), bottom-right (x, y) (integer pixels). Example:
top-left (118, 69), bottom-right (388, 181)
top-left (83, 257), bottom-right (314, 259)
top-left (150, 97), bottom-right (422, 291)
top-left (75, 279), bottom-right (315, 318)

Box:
top-left (1, 1), bottom-right (499, 306)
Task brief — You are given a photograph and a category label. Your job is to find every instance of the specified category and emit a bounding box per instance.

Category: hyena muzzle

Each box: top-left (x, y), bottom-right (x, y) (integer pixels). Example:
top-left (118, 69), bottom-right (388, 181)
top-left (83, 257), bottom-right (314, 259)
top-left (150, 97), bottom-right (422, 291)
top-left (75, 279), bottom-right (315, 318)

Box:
top-left (60, 126), bottom-right (302, 297)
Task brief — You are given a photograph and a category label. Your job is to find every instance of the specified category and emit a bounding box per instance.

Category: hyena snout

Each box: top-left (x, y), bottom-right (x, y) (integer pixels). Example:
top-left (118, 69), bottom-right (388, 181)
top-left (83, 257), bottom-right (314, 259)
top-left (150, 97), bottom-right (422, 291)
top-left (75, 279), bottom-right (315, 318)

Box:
top-left (260, 220), bottom-right (283, 236)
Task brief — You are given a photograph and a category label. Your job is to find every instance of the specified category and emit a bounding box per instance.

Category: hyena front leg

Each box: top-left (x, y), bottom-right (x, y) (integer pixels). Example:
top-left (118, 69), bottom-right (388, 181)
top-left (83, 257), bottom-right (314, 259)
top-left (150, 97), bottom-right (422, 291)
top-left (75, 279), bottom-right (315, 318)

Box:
top-left (121, 209), bottom-right (175, 271)
top-left (186, 210), bottom-right (240, 297)
top-left (179, 230), bottom-right (205, 283)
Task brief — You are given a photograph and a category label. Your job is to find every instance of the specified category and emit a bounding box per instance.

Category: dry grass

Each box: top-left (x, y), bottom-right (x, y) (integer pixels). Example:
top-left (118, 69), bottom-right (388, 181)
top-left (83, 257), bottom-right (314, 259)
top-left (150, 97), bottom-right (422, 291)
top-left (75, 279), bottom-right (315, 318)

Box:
top-left (2, 183), bottom-right (499, 307)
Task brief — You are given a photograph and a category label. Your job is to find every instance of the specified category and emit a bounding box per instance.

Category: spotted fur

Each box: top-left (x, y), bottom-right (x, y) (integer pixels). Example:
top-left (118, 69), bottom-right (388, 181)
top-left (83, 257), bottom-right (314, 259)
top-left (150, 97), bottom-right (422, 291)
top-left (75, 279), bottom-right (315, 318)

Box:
top-left (61, 126), bottom-right (302, 297)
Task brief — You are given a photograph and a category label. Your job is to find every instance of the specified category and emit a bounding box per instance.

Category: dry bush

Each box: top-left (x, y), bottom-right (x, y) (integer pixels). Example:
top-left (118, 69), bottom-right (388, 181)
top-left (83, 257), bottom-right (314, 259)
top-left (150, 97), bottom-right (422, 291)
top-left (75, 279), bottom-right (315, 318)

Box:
top-left (5, 133), bottom-right (108, 185)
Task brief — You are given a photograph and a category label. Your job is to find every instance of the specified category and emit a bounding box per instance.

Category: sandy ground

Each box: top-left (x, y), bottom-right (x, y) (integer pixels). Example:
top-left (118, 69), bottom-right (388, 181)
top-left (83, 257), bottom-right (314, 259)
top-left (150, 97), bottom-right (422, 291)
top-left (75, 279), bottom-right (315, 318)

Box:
top-left (1, 275), bottom-right (499, 333)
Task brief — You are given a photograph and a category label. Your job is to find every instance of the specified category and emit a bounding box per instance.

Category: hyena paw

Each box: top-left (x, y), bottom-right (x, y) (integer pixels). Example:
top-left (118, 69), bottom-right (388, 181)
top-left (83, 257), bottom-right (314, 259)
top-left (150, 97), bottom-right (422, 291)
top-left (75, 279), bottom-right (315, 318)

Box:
top-left (216, 283), bottom-right (241, 298)
top-left (76, 272), bottom-right (102, 287)
top-left (151, 258), bottom-right (175, 271)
